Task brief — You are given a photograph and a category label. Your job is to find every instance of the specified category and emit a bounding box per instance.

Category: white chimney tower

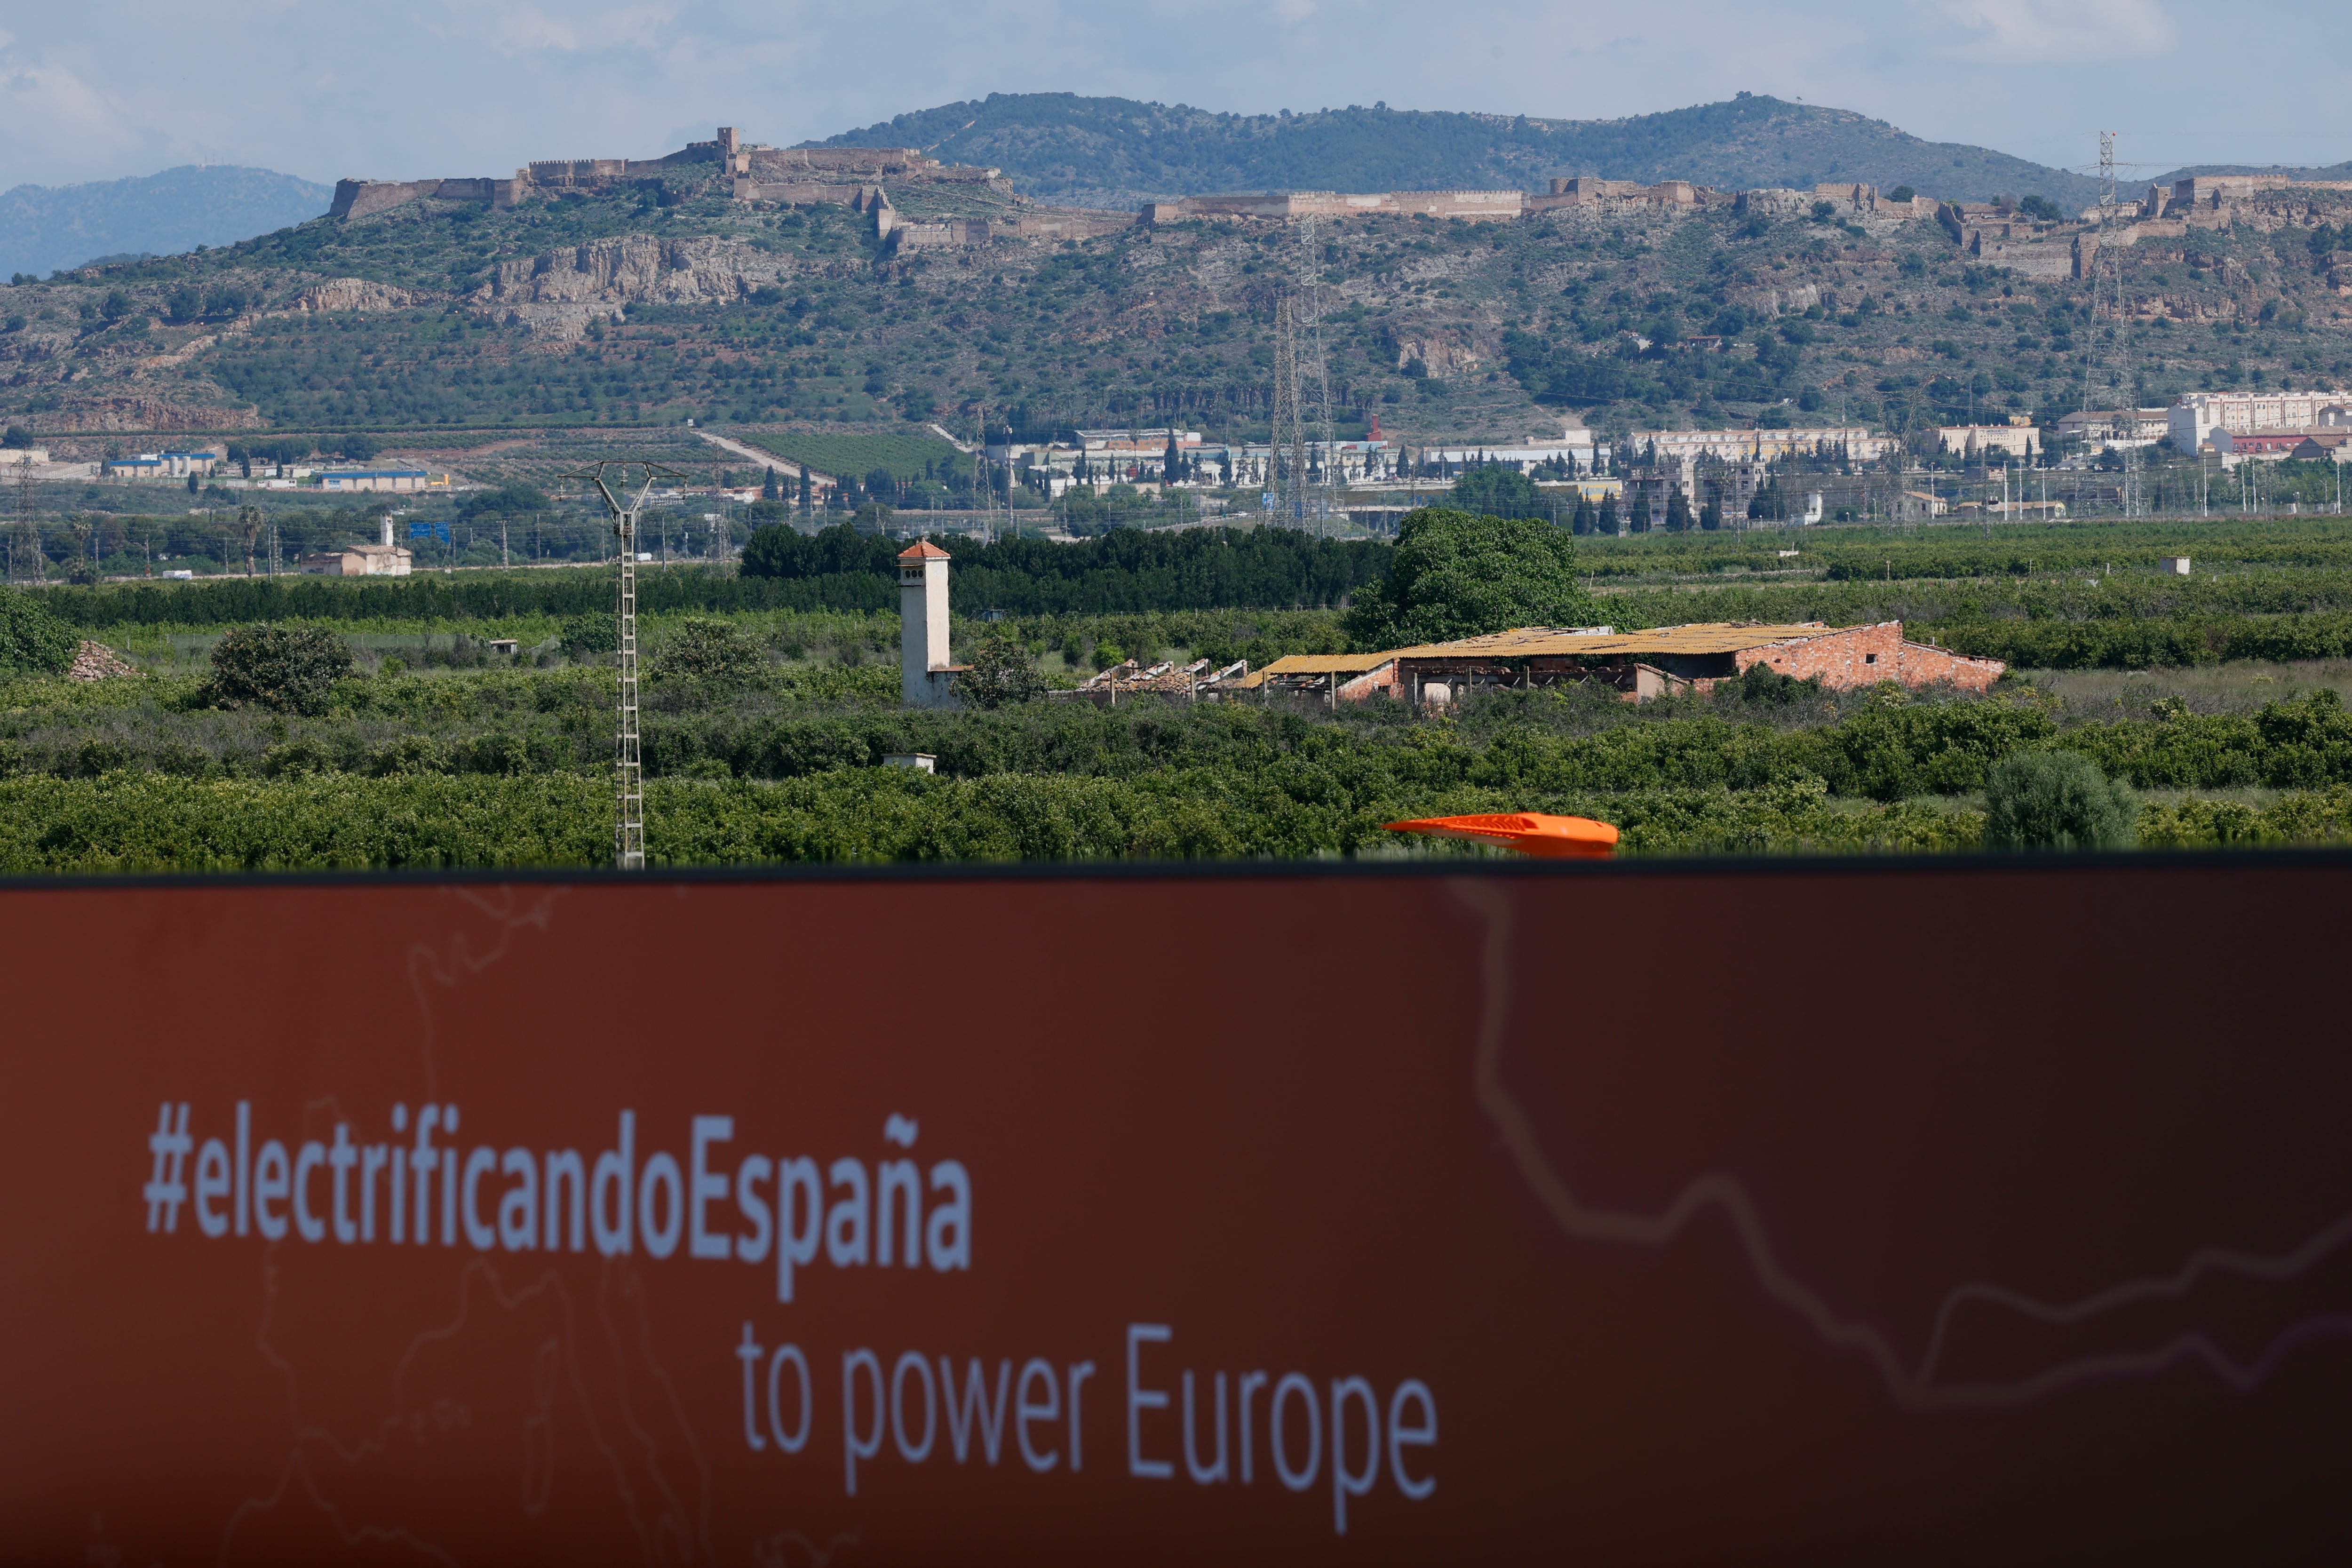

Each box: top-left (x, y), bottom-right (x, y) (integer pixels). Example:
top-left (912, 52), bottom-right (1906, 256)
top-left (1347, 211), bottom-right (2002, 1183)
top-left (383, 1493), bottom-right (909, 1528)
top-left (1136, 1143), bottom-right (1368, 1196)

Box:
top-left (380, 516), bottom-right (394, 547)
top-left (898, 541), bottom-right (963, 707)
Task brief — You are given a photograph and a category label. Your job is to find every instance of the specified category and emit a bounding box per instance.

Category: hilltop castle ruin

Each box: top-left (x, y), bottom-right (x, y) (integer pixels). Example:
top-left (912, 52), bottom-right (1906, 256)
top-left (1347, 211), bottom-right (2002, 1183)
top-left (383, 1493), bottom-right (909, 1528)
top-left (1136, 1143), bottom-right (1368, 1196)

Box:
top-left (330, 128), bottom-right (1008, 221)
top-left (329, 126), bottom-right (1954, 259)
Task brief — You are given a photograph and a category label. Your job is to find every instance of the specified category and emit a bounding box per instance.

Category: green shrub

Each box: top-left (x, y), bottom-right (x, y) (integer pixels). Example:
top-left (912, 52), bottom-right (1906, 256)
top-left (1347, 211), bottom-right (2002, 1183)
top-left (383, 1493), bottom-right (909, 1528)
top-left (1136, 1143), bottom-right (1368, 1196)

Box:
top-left (197, 624), bottom-right (353, 716)
top-left (561, 612), bottom-right (618, 656)
top-left (954, 628), bottom-right (1046, 708)
top-left (1983, 750), bottom-right (2137, 851)
top-left (648, 617), bottom-right (765, 687)
top-left (0, 586), bottom-right (79, 675)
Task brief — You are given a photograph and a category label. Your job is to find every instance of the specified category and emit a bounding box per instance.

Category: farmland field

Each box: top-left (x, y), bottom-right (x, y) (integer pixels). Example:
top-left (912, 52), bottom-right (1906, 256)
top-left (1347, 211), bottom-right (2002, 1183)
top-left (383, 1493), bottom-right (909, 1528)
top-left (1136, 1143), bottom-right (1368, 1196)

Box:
top-left (13, 508), bottom-right (2352, 871)
top-left (739, 430), bottom-right (970, 481)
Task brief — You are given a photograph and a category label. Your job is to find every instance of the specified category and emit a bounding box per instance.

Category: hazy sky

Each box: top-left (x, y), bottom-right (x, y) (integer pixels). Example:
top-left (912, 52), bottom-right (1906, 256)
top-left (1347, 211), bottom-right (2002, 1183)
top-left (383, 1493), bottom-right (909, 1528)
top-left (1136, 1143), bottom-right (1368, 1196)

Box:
top-left (0, 0), bottom-right (2343, 191)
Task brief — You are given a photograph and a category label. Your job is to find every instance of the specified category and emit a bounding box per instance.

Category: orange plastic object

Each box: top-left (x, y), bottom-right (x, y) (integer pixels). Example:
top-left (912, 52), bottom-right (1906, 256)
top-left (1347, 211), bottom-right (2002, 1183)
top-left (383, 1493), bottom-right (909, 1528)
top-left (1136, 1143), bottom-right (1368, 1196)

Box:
top-left (1383, 812), bottom-right (1620, 859)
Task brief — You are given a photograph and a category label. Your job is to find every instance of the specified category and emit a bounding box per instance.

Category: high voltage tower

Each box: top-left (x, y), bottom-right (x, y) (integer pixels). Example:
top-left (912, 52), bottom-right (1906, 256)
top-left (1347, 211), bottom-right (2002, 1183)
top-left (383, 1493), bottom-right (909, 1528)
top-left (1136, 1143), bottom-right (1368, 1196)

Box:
top-left (1270, 294), bottom-right (1307, 524)
top-left (10, 428), bottom-right (34, 585)
top-left (1294, 215), bottom-right (1340, 534)
top-left (559, 459), bottom-right (683, 870)
top-left (2082, 131), bottom-right (2144, 516)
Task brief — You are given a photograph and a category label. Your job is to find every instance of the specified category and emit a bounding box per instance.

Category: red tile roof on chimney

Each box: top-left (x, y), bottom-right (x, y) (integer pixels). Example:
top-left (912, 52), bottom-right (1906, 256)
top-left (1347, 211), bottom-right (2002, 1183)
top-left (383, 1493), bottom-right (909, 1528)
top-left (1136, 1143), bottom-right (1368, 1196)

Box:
top-left (898, 541), bottom-right (951, 559)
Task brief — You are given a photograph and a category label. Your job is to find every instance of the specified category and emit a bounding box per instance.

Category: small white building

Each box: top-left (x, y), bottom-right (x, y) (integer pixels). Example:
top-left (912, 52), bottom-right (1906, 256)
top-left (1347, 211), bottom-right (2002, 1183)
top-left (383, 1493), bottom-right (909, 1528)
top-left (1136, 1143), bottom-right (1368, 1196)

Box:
top-left (898, 541), bottom-right (965, 708)
top-left (302, 516), bottom-right (414, 576)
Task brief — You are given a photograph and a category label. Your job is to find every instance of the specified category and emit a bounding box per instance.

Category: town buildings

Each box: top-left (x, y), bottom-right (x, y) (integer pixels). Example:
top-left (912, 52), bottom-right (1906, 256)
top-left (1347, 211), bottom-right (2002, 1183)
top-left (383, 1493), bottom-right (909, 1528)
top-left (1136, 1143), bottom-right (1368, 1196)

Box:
top-left (1938, 423), bottom-right (2039, 460)
top-left (321, 468), bottom-right (439, 493)
top-left (1628, 427), bottom-right (1895, 464)
top-left (2056, 408), bottom-right (2170, 445)
top-left (103, 450), bottom-right (220, 480)
top-left (2166, 391), bottom-right (2352, 453)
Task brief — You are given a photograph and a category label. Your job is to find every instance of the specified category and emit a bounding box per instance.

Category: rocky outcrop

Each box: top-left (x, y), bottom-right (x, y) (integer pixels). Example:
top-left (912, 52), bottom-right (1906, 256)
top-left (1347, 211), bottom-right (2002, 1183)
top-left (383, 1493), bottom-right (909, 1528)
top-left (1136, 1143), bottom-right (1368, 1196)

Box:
top-left (469, 235), bottom-right (790, 335)
top-left (295, 278), bottom-right (441, 314)
top-left (59, 398), bottom-right (264, 431)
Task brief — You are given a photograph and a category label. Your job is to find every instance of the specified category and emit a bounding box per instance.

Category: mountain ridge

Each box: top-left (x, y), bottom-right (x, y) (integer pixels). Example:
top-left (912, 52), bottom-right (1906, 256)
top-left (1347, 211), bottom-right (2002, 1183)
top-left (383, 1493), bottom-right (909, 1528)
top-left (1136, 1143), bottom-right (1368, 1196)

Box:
top-left (807, 92), bottom-right (2106, 210)
top-left (0, 166), bottom-right (333, 281)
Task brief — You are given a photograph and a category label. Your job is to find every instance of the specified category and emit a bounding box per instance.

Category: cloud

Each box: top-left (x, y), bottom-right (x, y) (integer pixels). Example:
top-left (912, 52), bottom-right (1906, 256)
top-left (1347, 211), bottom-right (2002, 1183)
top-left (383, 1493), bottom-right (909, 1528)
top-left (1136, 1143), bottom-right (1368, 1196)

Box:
top-left (484, 2), bottom-right (680, 54)
top-left (1933, 0), bottom-right (2177, 61)
top-left (495, 8), bottom-right (581, 50)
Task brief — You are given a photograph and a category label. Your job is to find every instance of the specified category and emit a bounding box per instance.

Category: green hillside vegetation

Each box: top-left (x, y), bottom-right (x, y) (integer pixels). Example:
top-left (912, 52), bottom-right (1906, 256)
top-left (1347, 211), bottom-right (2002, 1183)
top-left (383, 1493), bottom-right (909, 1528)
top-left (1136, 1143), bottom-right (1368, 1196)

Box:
top-left (0, 125), bottom-right (2342, 453)
top-left (741, 430), bottom-right (968, 481)
top-left (814, 93), bottom-right (2101, 209)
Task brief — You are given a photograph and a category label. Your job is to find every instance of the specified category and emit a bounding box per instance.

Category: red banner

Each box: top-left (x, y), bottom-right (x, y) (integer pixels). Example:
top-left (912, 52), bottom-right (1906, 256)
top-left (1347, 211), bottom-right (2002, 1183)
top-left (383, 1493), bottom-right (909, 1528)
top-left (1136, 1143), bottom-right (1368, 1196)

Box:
top-left (4, 862), bottom-right (2350, 1561)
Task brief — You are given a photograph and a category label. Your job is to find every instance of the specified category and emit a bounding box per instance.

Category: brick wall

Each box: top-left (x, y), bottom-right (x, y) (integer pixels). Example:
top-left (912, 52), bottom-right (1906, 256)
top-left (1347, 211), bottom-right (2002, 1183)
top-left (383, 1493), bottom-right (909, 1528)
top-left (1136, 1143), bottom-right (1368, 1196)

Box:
top-left (1729, 622), bottom-right (2003, 693)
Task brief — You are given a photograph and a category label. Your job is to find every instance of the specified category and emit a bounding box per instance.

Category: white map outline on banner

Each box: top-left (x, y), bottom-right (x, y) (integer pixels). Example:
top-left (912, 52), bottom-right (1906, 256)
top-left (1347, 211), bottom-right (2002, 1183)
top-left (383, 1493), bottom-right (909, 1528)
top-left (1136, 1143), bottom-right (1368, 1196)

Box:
top-left (1454, 879), bottom-right (2352, 1412)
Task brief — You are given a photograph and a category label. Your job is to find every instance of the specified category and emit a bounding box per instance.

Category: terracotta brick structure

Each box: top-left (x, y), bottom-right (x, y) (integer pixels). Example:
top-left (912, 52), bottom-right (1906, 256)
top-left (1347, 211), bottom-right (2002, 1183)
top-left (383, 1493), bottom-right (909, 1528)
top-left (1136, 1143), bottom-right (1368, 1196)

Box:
top-left (1385, 622), bottom-right (2003, 704)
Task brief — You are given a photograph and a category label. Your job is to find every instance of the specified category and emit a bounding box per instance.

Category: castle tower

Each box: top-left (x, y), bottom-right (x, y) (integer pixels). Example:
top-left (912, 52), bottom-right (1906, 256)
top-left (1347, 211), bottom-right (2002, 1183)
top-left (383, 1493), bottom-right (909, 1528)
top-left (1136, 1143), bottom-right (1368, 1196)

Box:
top-left (898, 541), bottom-right (963, 708)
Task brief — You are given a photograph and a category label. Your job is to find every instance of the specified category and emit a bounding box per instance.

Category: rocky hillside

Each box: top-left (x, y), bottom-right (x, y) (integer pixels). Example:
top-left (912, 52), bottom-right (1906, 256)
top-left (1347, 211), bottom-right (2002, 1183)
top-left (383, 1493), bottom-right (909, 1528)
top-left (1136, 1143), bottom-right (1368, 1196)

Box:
top-left (811, 94), bottom-right (2102, 211)
top-left (2, 150), bottom-right (2347, 454)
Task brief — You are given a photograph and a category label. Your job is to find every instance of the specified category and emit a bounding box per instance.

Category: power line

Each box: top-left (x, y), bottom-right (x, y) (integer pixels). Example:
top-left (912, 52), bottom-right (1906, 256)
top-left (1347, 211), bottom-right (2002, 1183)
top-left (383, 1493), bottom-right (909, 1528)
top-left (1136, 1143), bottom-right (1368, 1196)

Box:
top-left (556, 459), bottom-right (683, 871)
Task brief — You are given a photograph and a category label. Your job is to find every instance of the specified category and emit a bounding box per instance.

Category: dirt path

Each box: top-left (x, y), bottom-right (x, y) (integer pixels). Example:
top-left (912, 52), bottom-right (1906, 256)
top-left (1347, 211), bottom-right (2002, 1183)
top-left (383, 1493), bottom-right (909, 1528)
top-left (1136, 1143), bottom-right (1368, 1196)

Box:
top-left (692, 429), bottom-right (834, 488)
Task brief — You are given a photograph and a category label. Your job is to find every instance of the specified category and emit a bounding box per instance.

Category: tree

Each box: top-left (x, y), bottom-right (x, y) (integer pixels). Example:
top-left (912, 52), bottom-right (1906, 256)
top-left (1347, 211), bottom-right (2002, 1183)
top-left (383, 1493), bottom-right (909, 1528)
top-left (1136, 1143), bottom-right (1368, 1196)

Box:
top-left (198, 624), bottom-right (354, 716)
top-left (762, 465), bottom-right (780, 501)
top-left (1983, 751), bottom-right (2137, 851)
top-left (0, 584), bottom-right (79, 675)
top-left (1342, 507), bottom-right (1597, 650)
top-left (1700, 490), bottom-right (1724, 531)
top-left (1448, 462), bottom-right (1540, 517)
top-left (1597, 492), bottom-right (1619, 534)
top-left (648, 617), bottom-right (765, 689)
top-left (799, 467), bottom-right (812, 515)
top-left (234, 506), bottom-right (266, 575)
top-left (340, 433), bottom-right (380, 462)
top-left (1888, 185), bottom-right (1916, 203)
top-left (2, 425), bottom-right (32, 450)
top-left (953, 626), bottom-right (1047, 708)
top-left (1665, 485), bottom-right (1693, 532)
top-left (100, 289), bottom-right (131, 321)
top-left (1163, 432), bottom-right (1184, 484)
top-left (186, 473), bottom-right (200, 495)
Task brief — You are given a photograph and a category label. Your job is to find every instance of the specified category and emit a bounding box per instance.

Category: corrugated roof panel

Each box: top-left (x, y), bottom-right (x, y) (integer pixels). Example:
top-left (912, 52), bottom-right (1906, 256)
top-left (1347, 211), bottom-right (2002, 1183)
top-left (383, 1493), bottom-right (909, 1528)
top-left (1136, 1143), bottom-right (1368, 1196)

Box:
top-left (1258, 652), bottom-right (1402, 675)
top-left (1383, 622), bottom-right (1879, 659)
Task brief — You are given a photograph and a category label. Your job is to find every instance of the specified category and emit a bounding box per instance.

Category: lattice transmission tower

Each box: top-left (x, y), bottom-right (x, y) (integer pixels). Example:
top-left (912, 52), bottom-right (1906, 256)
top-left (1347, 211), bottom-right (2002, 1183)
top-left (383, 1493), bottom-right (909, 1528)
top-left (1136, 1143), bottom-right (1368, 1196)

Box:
top-left (11, 430), bottom-right (35, 585)
top-left (2081, 131), bottom-right (2144, 516)
top-left (1271, 294), bottom-right (1307, 525)
top-left (1294, 216), bottom-right (1340, 535)
top-left (559, 460), bottom-right (683, 869)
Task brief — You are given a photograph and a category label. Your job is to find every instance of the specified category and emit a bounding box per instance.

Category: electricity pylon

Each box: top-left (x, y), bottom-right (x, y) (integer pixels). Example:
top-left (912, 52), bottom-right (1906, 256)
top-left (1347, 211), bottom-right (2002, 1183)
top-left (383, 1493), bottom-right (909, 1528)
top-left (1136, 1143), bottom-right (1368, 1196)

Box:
top-left (558, 460), bottom-right (684, 870)
top-left (1271, 294), bottom-right (1307, 525)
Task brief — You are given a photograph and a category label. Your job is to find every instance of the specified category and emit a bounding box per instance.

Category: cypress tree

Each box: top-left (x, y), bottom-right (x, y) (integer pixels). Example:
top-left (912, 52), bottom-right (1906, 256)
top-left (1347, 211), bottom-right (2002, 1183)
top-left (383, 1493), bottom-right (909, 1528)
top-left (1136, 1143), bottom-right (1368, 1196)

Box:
top-left (1597, 492), bottom-right (1619, 534)
top-left (1163, 433), bottom-right (1183, 484)
top-left (762, 466), bottom-right (779, 501)
top-left (1665, 485), bottom-right (1692, 532)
